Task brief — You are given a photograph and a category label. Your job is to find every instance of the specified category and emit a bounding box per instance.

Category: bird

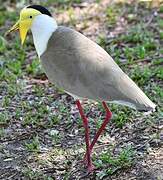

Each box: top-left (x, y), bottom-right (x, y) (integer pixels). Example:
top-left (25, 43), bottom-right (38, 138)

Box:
top-left (7, 5), bottom-right (156, 173)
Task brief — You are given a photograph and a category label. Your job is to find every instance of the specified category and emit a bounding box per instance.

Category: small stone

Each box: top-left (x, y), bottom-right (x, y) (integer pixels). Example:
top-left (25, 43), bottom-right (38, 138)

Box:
top-left (50, 130), bottom-right (59, 136)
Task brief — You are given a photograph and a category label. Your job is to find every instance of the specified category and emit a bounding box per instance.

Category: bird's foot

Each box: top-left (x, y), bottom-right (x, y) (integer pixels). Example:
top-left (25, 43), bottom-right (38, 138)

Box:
top-left (87, 163), bottom-right (95, 173)
top-left (83, 158), bottom-right (95, 173)
top-left (78, 159), bottom-right (95, 174)
top-left (79, 157), bottom-right (95, 173)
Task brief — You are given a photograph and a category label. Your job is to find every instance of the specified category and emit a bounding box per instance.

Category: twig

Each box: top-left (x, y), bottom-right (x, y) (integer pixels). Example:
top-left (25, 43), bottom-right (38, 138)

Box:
top-left (145, 10), bottom-right (158, 27)
top-left (43, 167), bottom-right (67, 173)
top-left (0, 129), bottom-right (42, 143)
top-left (93, 143), bottom-right (110, 150)
top-left (121, 55), bottom-right (163, 66)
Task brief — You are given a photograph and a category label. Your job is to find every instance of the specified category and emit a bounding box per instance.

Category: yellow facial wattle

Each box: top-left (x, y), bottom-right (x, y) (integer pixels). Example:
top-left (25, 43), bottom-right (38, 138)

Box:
top-left (7, 7), bottom-right (41, 44)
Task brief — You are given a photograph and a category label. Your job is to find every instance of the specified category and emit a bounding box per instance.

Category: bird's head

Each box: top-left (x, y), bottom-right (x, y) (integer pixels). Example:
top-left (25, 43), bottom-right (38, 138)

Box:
top-left (7, 5), bottom-right (52, 45)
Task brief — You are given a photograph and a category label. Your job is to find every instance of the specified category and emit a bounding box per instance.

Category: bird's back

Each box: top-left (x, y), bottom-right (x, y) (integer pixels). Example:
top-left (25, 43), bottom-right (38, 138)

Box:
top-left (41, 26), bottom-right (156, 112)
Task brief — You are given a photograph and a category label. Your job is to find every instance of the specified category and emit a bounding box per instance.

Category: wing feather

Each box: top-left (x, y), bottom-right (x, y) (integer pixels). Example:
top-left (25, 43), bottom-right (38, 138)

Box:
top-left (41, 26), bottom-right (156, 111)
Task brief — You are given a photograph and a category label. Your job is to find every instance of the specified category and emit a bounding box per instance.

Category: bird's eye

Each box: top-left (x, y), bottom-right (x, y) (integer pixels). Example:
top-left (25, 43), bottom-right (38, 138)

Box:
top-left (29, 16), bottom-right (32, 19)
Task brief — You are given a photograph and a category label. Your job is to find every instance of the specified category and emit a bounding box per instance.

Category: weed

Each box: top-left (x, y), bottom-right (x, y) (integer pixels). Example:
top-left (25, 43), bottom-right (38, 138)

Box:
top-left (25, 136), bottom-right (40, 152)
top-left (95, 146), bottom-right (135, 179)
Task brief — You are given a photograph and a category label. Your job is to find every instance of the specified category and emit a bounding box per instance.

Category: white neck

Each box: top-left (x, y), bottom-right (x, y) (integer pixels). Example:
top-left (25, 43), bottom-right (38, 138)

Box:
top-left (31, 15), bottom-right (58, 57)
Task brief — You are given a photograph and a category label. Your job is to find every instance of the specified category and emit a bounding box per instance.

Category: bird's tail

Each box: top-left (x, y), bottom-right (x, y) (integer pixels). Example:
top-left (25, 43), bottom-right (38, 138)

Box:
top-left (112, 74), bottom-right (156, 112)
top-left (133, 93), bottom-right (156, 112)
top-left (112, 97), bottom-right (156, 112)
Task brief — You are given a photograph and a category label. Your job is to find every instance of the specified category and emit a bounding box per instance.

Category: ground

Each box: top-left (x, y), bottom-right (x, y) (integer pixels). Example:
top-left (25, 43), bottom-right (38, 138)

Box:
top-left (0, 0), bottom-right (163, 179)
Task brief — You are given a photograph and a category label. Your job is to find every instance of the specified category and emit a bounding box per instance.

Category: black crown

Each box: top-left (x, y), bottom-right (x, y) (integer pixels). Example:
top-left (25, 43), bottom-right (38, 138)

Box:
top-left (27, 5), bottom-right (52, 17)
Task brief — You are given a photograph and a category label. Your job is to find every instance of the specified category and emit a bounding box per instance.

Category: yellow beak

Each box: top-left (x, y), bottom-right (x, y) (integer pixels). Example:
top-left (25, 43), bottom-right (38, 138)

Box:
top-left (19, 20), bottom-right (30, 45)
top-left (6, 19), bottom-right (30, 45)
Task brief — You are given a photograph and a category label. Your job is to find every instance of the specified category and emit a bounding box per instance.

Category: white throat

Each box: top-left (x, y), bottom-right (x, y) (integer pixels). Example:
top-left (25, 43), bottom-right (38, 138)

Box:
top-left (31, 15), bottom-right (58, 57)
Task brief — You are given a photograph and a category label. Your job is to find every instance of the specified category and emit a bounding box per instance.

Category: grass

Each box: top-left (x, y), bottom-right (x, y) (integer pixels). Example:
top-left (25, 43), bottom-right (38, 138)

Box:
top-left (0, 0), bottom-right (162, 179)
top-left (23, 167), bottom-right (51, 180)
top-left (0, 112), bottom-right (10, 125)
top-left (25, 136), bottom-right (40, 152)
top-left (95, 146), bottom-right (135, 179)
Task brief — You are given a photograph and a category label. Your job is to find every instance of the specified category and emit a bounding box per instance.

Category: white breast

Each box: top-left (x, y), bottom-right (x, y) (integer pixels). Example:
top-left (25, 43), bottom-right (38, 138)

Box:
top-left (31, 14), bottom-right (58, 57)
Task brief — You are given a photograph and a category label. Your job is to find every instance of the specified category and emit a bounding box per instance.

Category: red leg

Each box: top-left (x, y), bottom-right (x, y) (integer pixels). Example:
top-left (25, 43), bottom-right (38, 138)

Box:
top-left (76, 100), bottom-right (94, 172)
top-left (84, 101), bottom-right (112, 160)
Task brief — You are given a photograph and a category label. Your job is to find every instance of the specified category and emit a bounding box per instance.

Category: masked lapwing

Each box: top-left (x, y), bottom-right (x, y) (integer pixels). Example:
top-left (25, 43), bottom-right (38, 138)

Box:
top-left (7, 5), bottom-right (156, 172)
